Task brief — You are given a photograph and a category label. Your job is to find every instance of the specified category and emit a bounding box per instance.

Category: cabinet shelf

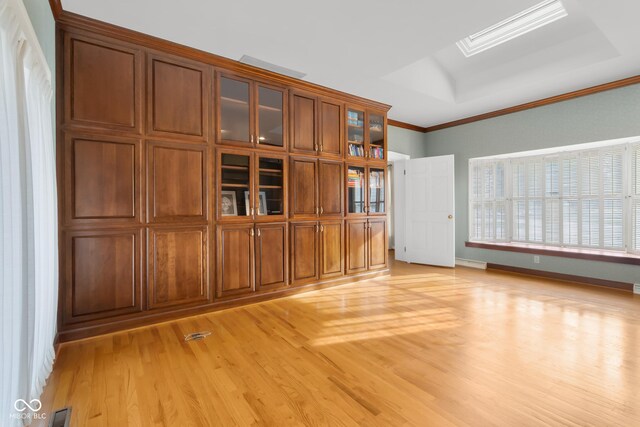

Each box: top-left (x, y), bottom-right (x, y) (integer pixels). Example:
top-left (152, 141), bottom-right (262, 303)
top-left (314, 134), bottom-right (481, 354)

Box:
top-left (222, 165), bottom-right (249, 171)
top-left (259, 185), bottom-right (283, 189)
top-left (221, 183), bottom-right (249, 188)
top-left (259, 168), bottom-right (282, 173)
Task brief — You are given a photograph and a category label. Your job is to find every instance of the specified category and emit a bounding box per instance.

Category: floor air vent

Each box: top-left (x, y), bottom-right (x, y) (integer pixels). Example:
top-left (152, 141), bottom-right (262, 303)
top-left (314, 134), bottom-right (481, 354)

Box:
top-left (49, 407), bottom-right (71, 427)
top-left (184, 331), bottom-right (212, 342)
top-left (634, 284), bottom-right (640, 294)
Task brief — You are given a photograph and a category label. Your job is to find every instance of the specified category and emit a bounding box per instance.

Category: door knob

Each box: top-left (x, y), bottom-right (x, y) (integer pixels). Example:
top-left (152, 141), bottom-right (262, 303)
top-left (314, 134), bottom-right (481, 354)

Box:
top-left (448, 214), bottom-right (453, 219)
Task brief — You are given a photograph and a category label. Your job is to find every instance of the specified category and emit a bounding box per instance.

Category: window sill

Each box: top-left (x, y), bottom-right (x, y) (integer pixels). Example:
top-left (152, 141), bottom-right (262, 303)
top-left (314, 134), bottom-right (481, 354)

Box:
top-left (465, 241), bottom-right (640, 266)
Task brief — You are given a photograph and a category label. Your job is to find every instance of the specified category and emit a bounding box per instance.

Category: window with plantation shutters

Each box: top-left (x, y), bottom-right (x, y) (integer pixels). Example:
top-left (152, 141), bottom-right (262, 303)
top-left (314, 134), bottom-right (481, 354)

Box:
top-left (632, 143), bottom-right (640, 253)
top-left (469, 137), bottom-right (639, 256)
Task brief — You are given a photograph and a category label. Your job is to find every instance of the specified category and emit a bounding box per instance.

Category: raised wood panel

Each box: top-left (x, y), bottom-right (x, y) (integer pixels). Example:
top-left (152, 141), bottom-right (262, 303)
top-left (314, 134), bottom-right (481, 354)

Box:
top-left (320, 221), bottom-right (343, 279)
top-left (319, 98), bottom-right (343, 157)
top-left (64, 229), bottom-right (142, 324)
top-left (65, 134), bottom-right (140, 224)
top-left (290, 222), bottom-right (319, 285)
top-left (148, 226), bottom-right (208, 309)
top-left (217, 224), bottom-right (255, 298)
top-left (256, 223), bottom-right (288, 290)
top-left (368, 219), bottom-right (388, 270)
top-left (65, 34), bottom-right (141, 132)
top-left (148, 141), bottom-right (207, 223)
top-left (290, 92), bottom-right (316, 154)
top-left (346, 219), bottom-right (367, 275)
top-left (148, 55), bottom-right (209, 140)
top-left (290, 157), bottom-right (317, 217)
top-left (319, 160), bottom-right (343, 216)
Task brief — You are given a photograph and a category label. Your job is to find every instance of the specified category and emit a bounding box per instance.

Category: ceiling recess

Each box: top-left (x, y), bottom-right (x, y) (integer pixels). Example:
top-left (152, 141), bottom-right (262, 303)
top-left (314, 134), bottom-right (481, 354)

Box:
top-left (456, 0), bottom-right (568, 57)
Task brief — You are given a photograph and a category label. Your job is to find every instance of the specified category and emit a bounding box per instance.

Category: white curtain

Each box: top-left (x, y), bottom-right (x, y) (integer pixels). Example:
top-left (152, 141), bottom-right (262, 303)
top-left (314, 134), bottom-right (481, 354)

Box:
top-left (0, 0), bottom-right (57, 424)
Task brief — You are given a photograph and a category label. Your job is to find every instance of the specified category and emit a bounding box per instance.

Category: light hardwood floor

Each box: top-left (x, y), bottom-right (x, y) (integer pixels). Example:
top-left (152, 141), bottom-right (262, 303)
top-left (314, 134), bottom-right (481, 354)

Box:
top-left (38, 255), bottom-right (640, 426)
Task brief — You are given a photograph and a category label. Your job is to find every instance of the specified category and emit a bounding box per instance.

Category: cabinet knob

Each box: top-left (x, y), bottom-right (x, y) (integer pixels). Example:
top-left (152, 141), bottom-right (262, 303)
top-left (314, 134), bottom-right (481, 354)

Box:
top-left (320, 207), bottom-right (324, 214)
top-left (257, 229), bottom-right (261, 237)
top-left (448, 214), bottom-right (453, 219)
top-left (320, 225), bottom-right (324, 232)
top-left (251, 207), bottom-right (254, 216)
top-left (250, 229), bottom-right (255, 237)
top-left (250, 135), bottom-right (254, 143)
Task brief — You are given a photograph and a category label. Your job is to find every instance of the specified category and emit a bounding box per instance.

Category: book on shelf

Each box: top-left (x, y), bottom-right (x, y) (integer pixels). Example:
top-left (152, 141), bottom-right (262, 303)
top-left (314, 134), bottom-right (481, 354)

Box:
top-left (369, 147), bottom-right (384, 159)
top-left (349, 143), bottom-right (365, 157)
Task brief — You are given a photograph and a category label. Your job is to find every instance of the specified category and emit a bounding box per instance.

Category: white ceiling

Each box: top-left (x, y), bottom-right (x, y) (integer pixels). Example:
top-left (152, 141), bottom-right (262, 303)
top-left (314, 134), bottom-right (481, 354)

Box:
top-left (61, 0), bottom-right (640, 127)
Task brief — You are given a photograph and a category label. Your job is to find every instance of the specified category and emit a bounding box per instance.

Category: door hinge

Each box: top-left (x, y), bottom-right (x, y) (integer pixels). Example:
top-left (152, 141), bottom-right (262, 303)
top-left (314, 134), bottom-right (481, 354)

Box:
top-left (404, 169), bottom-right (406, 175)
top-left (404, 246), bottom-right (406, 252)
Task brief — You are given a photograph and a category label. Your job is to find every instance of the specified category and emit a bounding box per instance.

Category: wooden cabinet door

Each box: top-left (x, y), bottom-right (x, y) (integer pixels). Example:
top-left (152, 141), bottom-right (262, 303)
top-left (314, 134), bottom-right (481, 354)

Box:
top-left (319, 98), bottom-right (343, 158)
top-left (148, 226), bottom-right (209, 309)
top-left (320, 221), bottom-right (343, 279)
top-left (290, 222), bottom-right (319, 285)
top-left (148, 54), bottom-right (210, 141)
top-left (64, 33), bottom-right (143, 133)
top-left (318, 160), bottom-right (343, 217)
top-left (217, 224), bottom-right (255, 298)
top-left (255, 83), bottom-right (287, 151)
top-left (290, 91), bottom-right (317, 155)
top-left (346, 219), bottom-right (368, 275)
top-left (63, 229), bottom-right (142, 325)
top-left (368, 219), bottom-right (388, 270)
top-left (256, 223), bottom-right (288, 290)
top-left (217, 73), bottom-right (254, 146)
top-left (367, 111), bottom-right (386, 163)
top-left (290, 157), bottom-right (317, 217)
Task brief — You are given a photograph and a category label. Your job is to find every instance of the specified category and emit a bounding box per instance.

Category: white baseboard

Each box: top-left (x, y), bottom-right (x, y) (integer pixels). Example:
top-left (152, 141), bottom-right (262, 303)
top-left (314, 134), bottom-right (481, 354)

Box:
top-left (455, 258), bottom-right (487, 270)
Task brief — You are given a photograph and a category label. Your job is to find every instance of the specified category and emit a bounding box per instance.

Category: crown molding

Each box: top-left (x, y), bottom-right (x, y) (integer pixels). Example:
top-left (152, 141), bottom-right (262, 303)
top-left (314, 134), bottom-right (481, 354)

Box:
top-left (48, 0), bottom-right (63, 20)
top-left (387, 119), bottom-right (427, 133)
top-left (425, 75), bottom-right (640, 133)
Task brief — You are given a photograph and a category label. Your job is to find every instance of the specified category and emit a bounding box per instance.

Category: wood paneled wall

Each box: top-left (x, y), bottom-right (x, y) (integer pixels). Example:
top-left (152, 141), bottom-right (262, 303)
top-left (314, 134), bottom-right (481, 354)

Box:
top-left (56, 17), bottom-right (389, 341)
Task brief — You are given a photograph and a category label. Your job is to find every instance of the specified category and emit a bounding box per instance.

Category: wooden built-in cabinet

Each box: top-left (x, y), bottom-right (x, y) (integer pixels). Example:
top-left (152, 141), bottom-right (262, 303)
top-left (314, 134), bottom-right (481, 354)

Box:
top-left (346, 164), bottom-right (386, 216)
top-left (346, 218), bottom-right (388, 274)
top-left (290, 156), bottom-right (343, 218)
top-left (346, 107), bottom-right (387, 163)
top-left (216, 73), bottom-right (287, 150)
top-left (217, 149), bottom-right (287, 221)
top-left (290, 220), bottom-right (344, 285)
top-left (217, 222), bottom-right (288, 297)
top-left (290, 91), bottom-right (344, 158)
top-left (57, 20), bottom-right (389, 341)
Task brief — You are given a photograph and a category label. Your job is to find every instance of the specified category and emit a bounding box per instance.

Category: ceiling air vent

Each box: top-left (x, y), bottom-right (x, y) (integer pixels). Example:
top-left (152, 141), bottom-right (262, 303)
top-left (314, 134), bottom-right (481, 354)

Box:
top-left (457, 0), bottom-right (568, 57)
top-left (239, 55), bottom-right (306, 80)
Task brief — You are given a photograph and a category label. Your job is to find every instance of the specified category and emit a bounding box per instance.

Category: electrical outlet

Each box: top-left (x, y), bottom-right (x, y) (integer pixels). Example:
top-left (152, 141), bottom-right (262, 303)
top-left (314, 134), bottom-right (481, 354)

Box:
top-left (634, 284), bottom-right (640, 295)
top-left (533, 255), bottom-right (540, 264)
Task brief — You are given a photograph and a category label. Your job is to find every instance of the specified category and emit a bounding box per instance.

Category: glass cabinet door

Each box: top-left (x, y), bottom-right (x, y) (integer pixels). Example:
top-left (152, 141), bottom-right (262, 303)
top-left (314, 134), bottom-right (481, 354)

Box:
top-left (256, 85), bottom-right (284, 148)
top-left (220, 153), bottom-right (252, 218)
top-left (347, 165), bottom-right (366, 214)
top-left (257, 156), bottom-right (285, 217)
top-left (368, 167), bottom-right (386, 214)
top-left (368, 113), bottom-right (385, 161)
top-left (347, 109), bottom-right (365, 159)
top-left (219, 76), bottom-right (251, 144)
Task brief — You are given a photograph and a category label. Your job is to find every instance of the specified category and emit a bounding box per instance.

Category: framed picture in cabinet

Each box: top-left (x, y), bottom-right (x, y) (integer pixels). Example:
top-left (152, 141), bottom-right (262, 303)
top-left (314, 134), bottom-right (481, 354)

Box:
top-left (221, 191), bottom-right (238, 216)
top-left (245, 191), bottom-right (268, 215)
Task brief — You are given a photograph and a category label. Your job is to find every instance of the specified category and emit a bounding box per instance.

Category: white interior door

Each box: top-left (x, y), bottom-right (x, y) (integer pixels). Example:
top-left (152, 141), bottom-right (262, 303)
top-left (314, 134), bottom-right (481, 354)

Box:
top-left (404, 155), bottom-right (455, 267)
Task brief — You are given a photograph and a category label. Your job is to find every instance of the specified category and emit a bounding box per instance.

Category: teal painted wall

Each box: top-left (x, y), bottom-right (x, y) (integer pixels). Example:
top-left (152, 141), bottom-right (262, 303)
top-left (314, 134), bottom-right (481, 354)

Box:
top-left (22, 0), bottom-right (55, 128)
top-left (388, 125), bottom-right (428, 158)
top-left (423, 84), bottom-right (640, 284)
